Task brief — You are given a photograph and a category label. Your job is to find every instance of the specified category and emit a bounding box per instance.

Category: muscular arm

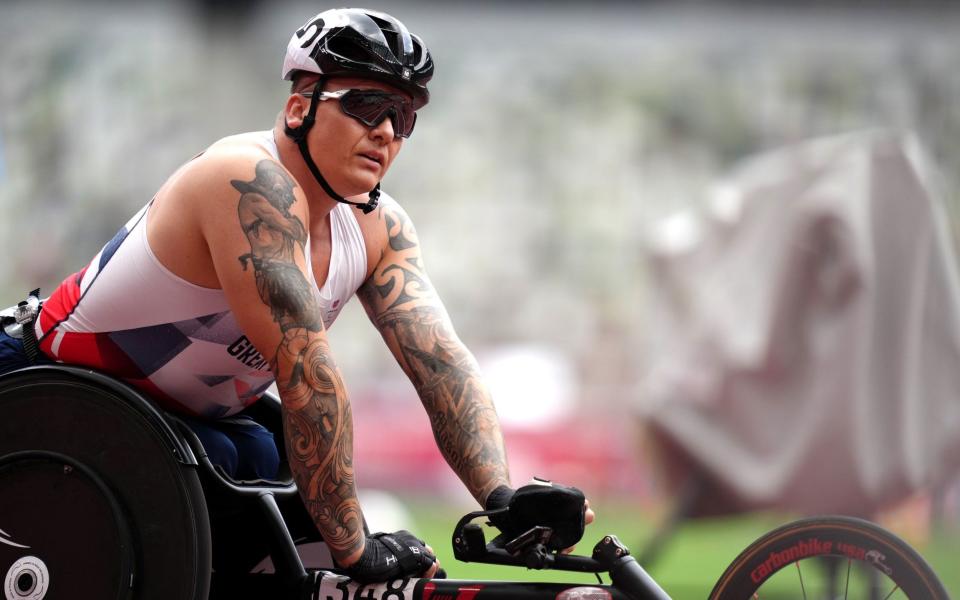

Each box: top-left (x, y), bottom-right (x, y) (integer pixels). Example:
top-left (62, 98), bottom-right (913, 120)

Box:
top-left (204, 158), bottom-right (364, 565)
top-left (358, 201), bottom-right (511, 504)
top-left (273, 325), bottom-right (362, 557)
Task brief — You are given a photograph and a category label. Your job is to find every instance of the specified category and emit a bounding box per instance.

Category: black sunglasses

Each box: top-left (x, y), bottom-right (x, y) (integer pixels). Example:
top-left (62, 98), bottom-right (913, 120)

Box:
top-left (303, 88), bottom-right (417, 139)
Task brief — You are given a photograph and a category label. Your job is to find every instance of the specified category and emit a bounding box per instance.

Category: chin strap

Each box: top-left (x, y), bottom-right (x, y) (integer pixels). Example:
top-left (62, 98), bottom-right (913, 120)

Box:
top-left (284, 80), bottom-right (381, 214)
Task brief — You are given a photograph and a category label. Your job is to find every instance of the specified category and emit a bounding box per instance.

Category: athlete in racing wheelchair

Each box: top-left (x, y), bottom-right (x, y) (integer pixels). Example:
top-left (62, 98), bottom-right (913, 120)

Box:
top-left (0, 7), bottom-right (596, 600)
top-left (0, 363), bottom-right (607, 600)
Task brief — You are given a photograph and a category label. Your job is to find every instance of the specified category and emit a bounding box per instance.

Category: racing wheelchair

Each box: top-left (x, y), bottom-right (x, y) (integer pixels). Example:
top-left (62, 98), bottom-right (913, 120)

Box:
top-left (0, 365), bottom-right (950, 599)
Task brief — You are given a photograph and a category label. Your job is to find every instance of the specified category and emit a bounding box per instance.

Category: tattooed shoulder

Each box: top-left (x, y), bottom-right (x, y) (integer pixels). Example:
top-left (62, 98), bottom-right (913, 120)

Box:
top-left (232, 159), bottom-right (321, 333)
top-left (359, 201), bottom-right (437, 314)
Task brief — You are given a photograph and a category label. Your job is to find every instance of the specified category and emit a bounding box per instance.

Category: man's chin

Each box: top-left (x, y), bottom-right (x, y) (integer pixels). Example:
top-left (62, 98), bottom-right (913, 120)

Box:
top-left (322, 175), bottom-right (378, 200)
top-left (345, 174), bottom-right (381, 196)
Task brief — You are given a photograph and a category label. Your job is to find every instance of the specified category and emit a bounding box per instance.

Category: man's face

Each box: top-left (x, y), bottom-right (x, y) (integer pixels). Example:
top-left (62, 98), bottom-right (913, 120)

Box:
top-left (302, 76), bottom-right (412, 199)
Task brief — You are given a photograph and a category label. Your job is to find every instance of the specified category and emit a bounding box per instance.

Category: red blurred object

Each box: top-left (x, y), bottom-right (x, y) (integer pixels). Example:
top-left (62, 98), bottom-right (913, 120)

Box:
top-left (353, 401), bottom-right (646, 496)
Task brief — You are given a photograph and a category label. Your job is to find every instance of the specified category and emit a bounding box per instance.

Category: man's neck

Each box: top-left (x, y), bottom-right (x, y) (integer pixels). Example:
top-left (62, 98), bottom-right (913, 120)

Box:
top-left (273, 123), bottom-right (340, 229)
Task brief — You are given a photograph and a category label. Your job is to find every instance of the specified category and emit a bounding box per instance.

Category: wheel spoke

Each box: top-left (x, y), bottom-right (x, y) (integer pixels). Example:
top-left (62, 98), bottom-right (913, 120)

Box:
top-left (881, 584), bottom-right (901, 600)
top-left (795, 561), bottom-right (807, 600)
top-left (844, 558), bottom-right (851, 599)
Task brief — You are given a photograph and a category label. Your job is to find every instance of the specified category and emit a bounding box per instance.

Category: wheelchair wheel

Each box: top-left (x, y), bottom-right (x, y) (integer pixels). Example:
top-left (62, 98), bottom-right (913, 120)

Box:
top-left (709, 515), bottom-right (949, 599)
top-left (0, 368), bottom-right (211, 600)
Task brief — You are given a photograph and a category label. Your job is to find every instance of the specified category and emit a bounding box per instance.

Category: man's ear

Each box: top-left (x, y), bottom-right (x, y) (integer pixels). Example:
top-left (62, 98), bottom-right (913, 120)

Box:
top-left (284, 94), bottom-right (310, 129)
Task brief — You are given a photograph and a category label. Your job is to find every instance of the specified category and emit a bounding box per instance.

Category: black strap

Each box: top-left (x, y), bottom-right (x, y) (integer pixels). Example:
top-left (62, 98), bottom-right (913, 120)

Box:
top-left (284, 80), bottom-right (380, 214)
top-left (372, 532), bottom-right (420, 573)
top-left (18, 288), bottom-right (42, 363)
top-left (294, 132), bottom-right (381, 214)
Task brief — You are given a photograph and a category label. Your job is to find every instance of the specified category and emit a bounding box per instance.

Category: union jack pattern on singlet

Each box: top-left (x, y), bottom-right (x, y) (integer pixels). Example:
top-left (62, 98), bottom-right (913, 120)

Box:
top-left (36, 131), bottom-right (370, 418)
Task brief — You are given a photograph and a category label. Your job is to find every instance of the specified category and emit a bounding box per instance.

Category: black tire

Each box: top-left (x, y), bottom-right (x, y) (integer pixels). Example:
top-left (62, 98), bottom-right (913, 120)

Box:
top-left (709, 515), bottom-right (949, 599)
top-left (0, 368), bottom-right (211, 600)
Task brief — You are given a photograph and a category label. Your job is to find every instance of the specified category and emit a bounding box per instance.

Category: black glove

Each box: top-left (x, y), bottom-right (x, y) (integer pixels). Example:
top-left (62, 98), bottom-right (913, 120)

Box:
top-left (484, 479), bottom-right (587, 551)
top-left (340, 531), bottom-right (438, 582)
top-left (484, 484), bottom-right (516, 535)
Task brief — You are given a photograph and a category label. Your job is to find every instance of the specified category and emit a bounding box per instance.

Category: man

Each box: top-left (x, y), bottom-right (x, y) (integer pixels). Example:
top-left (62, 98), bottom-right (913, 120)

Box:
top-left (3, 8), bottom-right (591, 582)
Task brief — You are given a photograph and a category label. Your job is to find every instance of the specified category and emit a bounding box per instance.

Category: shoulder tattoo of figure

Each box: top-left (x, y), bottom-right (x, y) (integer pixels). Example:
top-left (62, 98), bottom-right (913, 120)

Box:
top-left (358, 203), bottom-right (510, 500)
top-left (232, 160), bottom-right (319, 332)
top-left (231, 159), bottom-right (363, 559)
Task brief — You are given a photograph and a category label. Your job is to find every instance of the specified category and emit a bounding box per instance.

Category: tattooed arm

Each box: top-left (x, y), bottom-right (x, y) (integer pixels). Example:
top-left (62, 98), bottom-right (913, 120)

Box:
top-left (358, 198), bottom-right (511, 505)
top-left (199, 156), bottom-right (365, 567)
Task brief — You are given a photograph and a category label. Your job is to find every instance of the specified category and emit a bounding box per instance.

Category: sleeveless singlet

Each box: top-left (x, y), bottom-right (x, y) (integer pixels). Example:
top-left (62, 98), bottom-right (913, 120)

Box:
top-left (36, 131), bottom-right (370, 418)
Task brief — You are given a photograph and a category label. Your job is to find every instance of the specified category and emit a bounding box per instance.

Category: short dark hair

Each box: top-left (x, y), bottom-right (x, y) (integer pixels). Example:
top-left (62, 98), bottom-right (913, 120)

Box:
top-left (290, 71), bottom-right (322, 94)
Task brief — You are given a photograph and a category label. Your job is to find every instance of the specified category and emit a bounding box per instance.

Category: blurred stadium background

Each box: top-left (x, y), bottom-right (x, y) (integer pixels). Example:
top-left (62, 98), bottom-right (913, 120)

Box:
top-left (2, 1), bottom-right (959, 596)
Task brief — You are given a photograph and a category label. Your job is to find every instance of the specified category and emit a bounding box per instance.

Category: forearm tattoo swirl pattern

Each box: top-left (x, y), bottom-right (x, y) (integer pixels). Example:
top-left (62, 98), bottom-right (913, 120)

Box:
top-left (358, 204), bottom-right (510, 503)
top-left (232, 160), bottom-right (363, 560)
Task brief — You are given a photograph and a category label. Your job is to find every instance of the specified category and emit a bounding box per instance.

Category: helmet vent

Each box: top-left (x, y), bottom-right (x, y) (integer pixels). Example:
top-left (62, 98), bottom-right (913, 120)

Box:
top-left (368, 14), bottom-right (405, 62)
top-left (410, 44), bottom-right (423, 68)
top-left (326, 33), bottom-right (373, 64)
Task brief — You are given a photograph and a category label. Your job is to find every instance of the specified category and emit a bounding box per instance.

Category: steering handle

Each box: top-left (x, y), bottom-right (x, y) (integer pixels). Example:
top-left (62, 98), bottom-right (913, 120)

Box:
top-left (451, 510), bottom-right (671, 600)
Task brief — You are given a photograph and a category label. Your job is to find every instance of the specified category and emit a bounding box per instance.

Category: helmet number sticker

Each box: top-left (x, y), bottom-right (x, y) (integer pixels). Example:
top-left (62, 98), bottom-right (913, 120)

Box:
top-left (296, 17), bottom-right (325, 49)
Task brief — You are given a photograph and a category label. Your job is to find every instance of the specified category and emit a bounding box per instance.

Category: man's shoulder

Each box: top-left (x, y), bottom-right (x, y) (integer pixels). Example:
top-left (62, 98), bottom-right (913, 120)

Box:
top-left (207, 130), bottom-right (277, 155)
top-left (378, 192), bottom-right (419, 229)
top-left (375, 190), bottom-right (401, 212)
top-left (169, 133), bottom-right (285, 196)
top-left (354, 190), bottom-right (426, 266)
top-left (355, 190), bottom-right (406, 222)
top-left (354, 190), bottom-right (408, 234)
top-left (196, 132), bottom-right (280, 174)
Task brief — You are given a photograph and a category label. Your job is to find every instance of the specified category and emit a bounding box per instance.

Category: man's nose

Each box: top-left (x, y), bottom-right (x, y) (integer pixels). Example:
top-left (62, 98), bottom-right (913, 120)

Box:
top-left (370, 113), bottom-right (396, 142)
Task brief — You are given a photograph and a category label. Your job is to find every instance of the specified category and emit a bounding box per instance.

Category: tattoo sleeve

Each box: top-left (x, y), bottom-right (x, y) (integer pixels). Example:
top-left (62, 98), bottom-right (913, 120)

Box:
top-left (232, 160), bottom-right (363, 562)
top-left (358, 203), bottom-right (511, 504)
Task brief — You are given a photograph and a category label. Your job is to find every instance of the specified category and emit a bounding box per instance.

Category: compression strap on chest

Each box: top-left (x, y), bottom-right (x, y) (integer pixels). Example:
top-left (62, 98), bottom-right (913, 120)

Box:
top-left (284, 80), bottom-right (380, 215)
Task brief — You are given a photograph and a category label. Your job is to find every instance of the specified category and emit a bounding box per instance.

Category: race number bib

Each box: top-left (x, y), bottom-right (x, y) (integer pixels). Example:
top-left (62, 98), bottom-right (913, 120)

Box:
top-left (313, 572), bottom-right (417, 600)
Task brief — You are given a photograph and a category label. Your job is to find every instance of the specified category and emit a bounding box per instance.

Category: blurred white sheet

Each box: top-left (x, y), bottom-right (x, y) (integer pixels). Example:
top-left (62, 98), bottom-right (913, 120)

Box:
top-left (640, 130), bottom-right (960, 515)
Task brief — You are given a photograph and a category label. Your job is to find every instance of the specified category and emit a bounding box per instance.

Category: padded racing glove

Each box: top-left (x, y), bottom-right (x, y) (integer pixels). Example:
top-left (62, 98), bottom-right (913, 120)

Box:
top-left (340, 530), bottom-right (439, 582)
top-left (483, 484), bottom-right (516, 535)
top-left (484, 479), bottom-right (587, 551)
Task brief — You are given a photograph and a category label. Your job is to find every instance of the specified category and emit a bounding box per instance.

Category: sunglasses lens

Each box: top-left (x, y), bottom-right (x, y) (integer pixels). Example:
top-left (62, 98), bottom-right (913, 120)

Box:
top-left (385, 106), bottom-right (415, 139)
top-left (341, 91), bottom-right (416, 138)
top-left (340, 92), bottom-right (388, 125)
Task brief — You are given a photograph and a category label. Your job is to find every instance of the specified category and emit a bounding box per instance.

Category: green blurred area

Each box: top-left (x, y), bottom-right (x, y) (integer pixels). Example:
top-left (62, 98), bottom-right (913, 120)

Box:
top-left (404, 497), bottom-right (960, 598)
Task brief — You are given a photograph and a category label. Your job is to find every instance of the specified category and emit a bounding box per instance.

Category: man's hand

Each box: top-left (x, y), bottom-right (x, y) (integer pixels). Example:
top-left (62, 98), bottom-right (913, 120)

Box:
top-left (485, 481), bottom-right (595, 554)
top-left (563, 499), bottom-right (595, 554)
top-left (340, 531), bottom-right (442, 582)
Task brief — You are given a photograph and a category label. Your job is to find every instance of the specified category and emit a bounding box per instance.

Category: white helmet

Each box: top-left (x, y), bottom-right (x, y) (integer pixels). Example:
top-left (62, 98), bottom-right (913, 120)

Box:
top-left (282, 7), bottom-right (433, 109)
